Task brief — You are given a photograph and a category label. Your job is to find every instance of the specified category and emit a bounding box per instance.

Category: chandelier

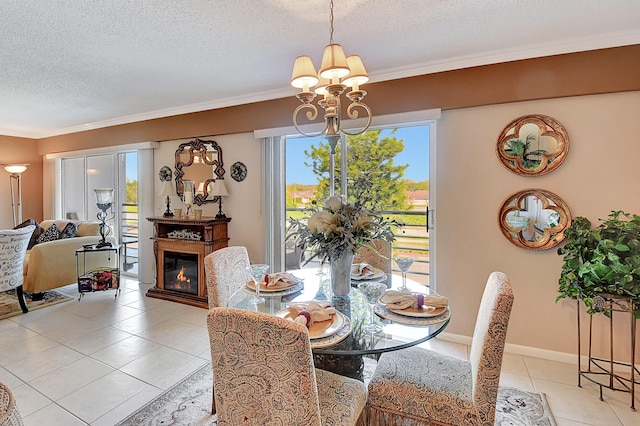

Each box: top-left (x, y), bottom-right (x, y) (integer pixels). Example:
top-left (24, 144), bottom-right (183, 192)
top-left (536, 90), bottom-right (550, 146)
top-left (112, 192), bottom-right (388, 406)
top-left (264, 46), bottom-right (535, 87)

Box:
top-left (290, 0), bottom-right (372, 153)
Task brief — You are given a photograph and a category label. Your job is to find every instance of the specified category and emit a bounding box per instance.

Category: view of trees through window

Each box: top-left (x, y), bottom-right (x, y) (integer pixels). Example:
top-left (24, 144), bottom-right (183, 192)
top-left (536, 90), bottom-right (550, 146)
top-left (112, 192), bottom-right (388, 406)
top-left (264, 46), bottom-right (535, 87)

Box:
top-left (286, 125), bottom-right (430, 282)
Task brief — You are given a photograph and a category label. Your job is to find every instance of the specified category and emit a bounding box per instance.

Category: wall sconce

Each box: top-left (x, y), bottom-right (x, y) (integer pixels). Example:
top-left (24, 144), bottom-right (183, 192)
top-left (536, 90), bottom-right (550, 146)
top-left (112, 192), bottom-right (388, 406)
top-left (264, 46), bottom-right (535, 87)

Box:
top-left (2, 164), bottom-right (29, 227)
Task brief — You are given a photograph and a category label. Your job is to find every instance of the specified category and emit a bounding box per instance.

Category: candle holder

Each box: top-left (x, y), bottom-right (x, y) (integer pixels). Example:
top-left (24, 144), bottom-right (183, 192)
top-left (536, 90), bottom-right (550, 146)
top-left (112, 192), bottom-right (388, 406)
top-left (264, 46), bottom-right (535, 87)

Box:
top-left (182, 180), bottom-right (194, 216)
top-left (94, 188), bottom-right (114, 248)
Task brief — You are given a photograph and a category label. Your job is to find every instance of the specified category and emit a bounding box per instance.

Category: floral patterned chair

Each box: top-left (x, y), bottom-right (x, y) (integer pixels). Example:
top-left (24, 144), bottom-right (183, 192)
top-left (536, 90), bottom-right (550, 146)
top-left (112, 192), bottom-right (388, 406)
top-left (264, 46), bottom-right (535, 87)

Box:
top-left (0, 381), bottom-right (23, 426)
top-left (0, 226), bottom-right (35, 314)
top-left (207, 307), bottom-right (367, 425)
top-left (366, 271), bottom-right (514, 425)
top-left (354, 239), bottom-right (392, 286)
top-left (204, 246), bottom-right (250, 309)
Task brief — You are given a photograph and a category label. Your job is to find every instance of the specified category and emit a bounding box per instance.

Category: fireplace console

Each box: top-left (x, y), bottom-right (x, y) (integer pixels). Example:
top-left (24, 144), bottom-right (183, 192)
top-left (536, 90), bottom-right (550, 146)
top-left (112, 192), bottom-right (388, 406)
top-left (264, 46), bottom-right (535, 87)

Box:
top-left (146, 216), bottom-right (231, 308)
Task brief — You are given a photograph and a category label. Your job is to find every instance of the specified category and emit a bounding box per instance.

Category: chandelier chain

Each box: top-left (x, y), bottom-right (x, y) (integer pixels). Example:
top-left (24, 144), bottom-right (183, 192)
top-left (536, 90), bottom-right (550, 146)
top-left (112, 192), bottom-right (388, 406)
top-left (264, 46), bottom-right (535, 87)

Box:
top-left (329, 0), bottom-right (334, 44)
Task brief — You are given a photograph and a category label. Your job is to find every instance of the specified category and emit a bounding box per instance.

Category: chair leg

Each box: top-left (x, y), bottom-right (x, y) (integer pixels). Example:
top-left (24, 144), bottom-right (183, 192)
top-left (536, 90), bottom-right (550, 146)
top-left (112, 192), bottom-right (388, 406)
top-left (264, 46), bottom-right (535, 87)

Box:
top-left (211, 377), bottom-right (216, 414)
top-left (16, 285), bottom-right (29, 313)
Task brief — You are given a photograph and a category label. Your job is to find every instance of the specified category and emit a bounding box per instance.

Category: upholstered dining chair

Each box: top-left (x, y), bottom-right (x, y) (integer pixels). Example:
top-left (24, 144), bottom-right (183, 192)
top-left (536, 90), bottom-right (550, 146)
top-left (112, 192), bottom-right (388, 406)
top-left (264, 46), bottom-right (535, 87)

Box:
top-left (366, 271), bottom-right (514, 425)
top-left (0, 381), bottom-right (23, 426)
top-left (354, 239), bottom-right (392, 286)
top-left (204, 246), bottom-right (250, 309)
top-left (207, 307), bottom-right (367, 425)
top-left (0, 226), bottom-right (36, 314)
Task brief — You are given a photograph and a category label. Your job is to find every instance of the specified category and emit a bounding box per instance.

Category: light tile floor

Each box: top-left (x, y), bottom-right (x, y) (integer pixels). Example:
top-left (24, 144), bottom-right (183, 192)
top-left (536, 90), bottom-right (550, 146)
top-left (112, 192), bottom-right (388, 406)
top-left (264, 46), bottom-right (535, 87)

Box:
top-left (0, 277), bottom-right (638, 425)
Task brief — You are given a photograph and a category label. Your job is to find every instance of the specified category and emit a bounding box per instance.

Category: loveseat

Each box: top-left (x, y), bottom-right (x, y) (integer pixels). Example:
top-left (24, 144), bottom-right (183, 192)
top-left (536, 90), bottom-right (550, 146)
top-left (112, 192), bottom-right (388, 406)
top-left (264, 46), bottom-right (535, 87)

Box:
top-left (22, 219), bottom-right (111, 294)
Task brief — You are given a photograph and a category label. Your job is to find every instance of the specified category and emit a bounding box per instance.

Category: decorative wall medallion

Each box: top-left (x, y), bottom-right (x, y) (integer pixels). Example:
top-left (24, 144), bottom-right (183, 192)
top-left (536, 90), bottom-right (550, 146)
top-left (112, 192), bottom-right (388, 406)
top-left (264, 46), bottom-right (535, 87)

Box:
top-left (231, 162), bottom-right (247, 182)
top-left (159, 166), bottom-right (172, 181)
top-left (496, 114), bottom-right (569, 176)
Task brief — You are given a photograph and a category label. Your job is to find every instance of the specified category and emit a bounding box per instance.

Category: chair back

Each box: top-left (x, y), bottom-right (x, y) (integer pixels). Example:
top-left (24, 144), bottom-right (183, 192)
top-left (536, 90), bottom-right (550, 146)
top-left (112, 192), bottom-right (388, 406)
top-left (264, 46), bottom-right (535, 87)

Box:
top-left (469, 271), bottom-right (514, 422)
top-left (354, 239), bottom-right (392, 285)
top-left (204, 246), bottom-right (250, 308)
top-left (207, 307), bottom-right (322, 425)
top-left (0, 226), bottom-right (35, 292)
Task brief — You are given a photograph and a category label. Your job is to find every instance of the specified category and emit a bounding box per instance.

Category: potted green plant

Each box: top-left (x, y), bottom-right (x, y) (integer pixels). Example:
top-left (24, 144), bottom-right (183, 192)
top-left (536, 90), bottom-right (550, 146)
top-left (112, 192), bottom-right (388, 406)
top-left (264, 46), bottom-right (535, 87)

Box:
top-left (557, 210), bottom-right (640, 316)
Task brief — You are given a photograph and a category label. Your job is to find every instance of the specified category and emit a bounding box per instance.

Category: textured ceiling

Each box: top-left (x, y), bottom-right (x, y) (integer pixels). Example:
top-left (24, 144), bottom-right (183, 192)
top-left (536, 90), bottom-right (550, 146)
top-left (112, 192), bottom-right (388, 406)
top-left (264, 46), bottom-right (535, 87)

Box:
top-left (1, 0), bottom-right (639, 138)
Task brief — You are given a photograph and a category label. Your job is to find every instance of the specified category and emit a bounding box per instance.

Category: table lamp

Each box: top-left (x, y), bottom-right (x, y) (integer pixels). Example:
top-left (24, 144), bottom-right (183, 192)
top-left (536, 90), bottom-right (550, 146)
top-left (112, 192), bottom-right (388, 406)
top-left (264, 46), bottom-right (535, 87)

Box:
top-left (159, 181), bottom-right (176, 217)
top-left (210, 179), bottom-right (230, 219)
top-left (94, 188), bottom-right (114, 248)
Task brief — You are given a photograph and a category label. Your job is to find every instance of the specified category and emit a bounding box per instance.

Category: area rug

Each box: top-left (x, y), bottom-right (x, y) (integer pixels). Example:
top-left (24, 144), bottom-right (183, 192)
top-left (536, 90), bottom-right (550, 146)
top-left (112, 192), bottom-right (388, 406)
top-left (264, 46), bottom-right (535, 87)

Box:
top-left (116, 361), bottom-right (556, 426)
top-left (0, 289), bottom-right (73, 320)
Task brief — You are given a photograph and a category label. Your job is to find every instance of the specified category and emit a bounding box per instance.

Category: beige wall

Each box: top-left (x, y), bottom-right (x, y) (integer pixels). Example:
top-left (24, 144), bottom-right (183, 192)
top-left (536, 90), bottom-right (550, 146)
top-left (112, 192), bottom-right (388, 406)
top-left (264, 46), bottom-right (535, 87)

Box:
top-left (436, 91), bottom-right (640, 360)
top-left (153, 134), bottom-right (265, 263)
top-left (0, 136), bottom-right (43, 227)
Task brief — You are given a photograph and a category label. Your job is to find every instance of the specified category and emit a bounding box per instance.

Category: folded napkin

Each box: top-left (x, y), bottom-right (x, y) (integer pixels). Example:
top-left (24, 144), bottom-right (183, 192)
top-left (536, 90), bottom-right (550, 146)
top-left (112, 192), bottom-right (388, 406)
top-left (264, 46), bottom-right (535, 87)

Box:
top-left (380, 290), bottom-right (448, 310)
top-left (288, 301), bottom-right (336, 327)
top-left (260, 272), bottom-right (303, 287)
top-left (351, 263), bottom-right (375, 278)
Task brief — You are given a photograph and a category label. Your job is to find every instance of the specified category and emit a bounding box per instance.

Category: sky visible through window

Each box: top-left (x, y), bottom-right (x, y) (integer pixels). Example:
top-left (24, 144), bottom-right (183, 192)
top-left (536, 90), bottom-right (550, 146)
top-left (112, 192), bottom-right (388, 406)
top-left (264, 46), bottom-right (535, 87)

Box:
top-left (286, 125), bottom-right (429, 185)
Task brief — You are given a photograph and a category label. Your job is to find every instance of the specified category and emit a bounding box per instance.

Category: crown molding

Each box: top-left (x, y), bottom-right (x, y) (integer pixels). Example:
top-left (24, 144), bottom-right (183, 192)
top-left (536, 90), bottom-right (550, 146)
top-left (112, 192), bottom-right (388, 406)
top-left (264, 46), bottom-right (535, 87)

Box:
top-left (5, 31), bottom-right (639, 140)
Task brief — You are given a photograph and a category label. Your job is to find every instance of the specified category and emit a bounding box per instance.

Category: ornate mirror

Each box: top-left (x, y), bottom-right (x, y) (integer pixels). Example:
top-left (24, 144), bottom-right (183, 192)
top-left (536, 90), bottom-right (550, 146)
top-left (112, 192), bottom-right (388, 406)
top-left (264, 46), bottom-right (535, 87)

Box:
top-left (496, 114), bottom-right (569, 176)
top-left (498, 189), bottom-right (572, 250)
top-left (175, 138), bottom-right (225, 206)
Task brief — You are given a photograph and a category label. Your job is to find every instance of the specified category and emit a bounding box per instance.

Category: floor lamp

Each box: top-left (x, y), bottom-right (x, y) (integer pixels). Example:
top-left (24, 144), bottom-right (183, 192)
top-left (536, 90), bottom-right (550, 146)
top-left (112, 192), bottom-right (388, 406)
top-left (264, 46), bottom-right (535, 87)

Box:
top-left (3, 164), bottom-right (29, 227)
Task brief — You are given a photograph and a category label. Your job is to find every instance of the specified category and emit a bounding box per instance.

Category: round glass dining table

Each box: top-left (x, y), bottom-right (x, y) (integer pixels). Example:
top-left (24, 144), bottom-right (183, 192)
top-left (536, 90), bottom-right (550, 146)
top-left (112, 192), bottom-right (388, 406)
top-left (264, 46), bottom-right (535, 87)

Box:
top-left (227, 267), bottom-right (450, 380)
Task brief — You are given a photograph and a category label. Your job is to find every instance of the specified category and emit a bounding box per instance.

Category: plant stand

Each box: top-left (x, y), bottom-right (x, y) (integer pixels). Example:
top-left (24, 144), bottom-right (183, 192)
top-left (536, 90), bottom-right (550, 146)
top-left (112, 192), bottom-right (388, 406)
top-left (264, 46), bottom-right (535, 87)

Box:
top-left (577, 295), bottom-right (639, 410)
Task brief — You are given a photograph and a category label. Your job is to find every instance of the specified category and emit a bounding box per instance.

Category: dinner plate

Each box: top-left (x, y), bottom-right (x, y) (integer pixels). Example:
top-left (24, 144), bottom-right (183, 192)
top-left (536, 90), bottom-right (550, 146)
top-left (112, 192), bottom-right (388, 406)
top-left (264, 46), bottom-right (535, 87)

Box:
top-left (275, 308), bottom-right (345, 340)
top-left (351, 266), bottom-right (385, 281)
top-left (375, 303), bottom-right (450, 326)
top-left (309, 314), bottom-right (351, 349)
top-left (387, 305), bottom-right (447, 318)
top-left (246, 277), bottom-right (302, 292)
top-left (243, 281), bottom-right (303, 298)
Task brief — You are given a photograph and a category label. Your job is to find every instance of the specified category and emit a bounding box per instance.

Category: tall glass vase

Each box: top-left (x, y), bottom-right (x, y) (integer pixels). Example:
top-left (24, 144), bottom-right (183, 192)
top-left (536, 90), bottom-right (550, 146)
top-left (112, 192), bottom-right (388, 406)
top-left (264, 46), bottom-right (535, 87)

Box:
top-left (330, 251), bottom-right (354, 297)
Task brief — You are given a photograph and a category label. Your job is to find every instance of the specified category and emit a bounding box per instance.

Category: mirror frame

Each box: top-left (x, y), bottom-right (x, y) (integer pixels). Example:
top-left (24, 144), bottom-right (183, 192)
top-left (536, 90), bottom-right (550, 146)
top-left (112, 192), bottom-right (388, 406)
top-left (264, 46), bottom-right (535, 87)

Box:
top-left (498, 188), bottom-right (572, 250)
top-left (496, 114), bottom-right (569, 176)
top-left (175, 138), bottom-right (225, 206)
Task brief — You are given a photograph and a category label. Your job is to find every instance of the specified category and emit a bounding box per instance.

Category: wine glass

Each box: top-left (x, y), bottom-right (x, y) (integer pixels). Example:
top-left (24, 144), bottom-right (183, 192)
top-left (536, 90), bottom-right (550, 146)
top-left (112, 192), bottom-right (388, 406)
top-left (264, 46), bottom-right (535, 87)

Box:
top-left (393, 257), bottom-right (414, 291)
top-left (357, 281), bottom-right (387, 334)
top-left (247, 264), bottom-right (269, 304)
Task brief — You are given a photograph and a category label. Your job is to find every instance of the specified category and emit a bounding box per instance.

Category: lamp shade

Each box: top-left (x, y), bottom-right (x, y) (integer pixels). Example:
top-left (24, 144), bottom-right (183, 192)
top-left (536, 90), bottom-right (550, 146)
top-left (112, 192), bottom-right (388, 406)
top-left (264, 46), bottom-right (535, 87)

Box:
top-left (159, 181), bottom-right (176, 196)
top-left (210, 179), bottom-right (229, 197)
top-left (342, 55), bottom-right (369, 89)
top-left (291, 56), bottom-right (319, 89)
top-left (4, 164), bottom-right (28, 174)
top-left (319, 44), bottom-right (349, 80)
top-left (314, 75), bottom-right (331, 96)
top-left (94, 188), bottom-right (114, 205)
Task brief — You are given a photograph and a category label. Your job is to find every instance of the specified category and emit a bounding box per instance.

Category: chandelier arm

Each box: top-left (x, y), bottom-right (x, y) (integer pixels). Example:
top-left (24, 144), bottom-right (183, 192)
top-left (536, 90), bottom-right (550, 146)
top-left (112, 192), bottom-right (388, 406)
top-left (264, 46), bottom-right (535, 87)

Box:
top-left (293, 104), bottom-right (331, 137)
top-left (340, 102), bottom-right (373, 136)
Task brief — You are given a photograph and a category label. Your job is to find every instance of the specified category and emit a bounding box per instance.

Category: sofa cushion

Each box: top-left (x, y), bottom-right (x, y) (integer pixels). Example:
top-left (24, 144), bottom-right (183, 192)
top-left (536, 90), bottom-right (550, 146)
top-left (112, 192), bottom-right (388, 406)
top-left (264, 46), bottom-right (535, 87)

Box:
top-left (39, 220), bottom-right (101, 237)
top-left (14, 218), bottom-right (43, 249)
top-left (37, 223), bottom-right (60, 243)
top-left (59, 222), bottom-right (78, 239)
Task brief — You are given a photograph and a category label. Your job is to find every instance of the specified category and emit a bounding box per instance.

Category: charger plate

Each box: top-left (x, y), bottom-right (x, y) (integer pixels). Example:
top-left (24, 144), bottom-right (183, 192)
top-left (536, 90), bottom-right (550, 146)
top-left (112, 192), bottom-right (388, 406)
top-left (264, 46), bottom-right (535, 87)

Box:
top-left (276, 308), bottom-right (345, 339)
top-left (375, 303), bottom-right (450, 326)
top-left (308, 314), bottom-right (351, 349)
top-left (242, 281), bottom-right (303, 297)
top-left (246, 276), bottom-right (303, 292)
top-left (351, 267), bottom-right (386, 281)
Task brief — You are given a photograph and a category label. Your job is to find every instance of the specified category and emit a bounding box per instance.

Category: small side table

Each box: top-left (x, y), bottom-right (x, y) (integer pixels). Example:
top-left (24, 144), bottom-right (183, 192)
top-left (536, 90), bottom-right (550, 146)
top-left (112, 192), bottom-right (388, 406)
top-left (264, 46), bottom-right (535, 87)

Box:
top-left (75, 244), bottom-right (121, 300)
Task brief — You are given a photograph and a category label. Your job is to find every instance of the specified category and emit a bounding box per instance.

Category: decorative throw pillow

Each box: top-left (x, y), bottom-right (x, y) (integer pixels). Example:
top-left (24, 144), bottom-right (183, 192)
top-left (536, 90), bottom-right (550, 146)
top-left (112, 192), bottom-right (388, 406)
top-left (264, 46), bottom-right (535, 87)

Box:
top-left (37, 223), bottom-right (60, 244)
top-left (58, 222), bottom-right (78, 239)
top-left (13, 218), bottom-right (44, 249)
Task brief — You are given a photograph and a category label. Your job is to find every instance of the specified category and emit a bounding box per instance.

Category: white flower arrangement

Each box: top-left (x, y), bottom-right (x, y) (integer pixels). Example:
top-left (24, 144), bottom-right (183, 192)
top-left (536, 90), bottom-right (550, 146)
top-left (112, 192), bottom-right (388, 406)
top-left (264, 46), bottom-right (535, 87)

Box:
top-left (287, 196), bottom-right (399, 263)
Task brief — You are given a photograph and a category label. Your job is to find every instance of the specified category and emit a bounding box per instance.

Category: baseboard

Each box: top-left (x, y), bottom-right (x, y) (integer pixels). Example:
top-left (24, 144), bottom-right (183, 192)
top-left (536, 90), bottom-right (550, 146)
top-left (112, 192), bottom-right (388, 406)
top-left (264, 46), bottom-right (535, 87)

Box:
top-left (437, 332), bottom-right (579, 364)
